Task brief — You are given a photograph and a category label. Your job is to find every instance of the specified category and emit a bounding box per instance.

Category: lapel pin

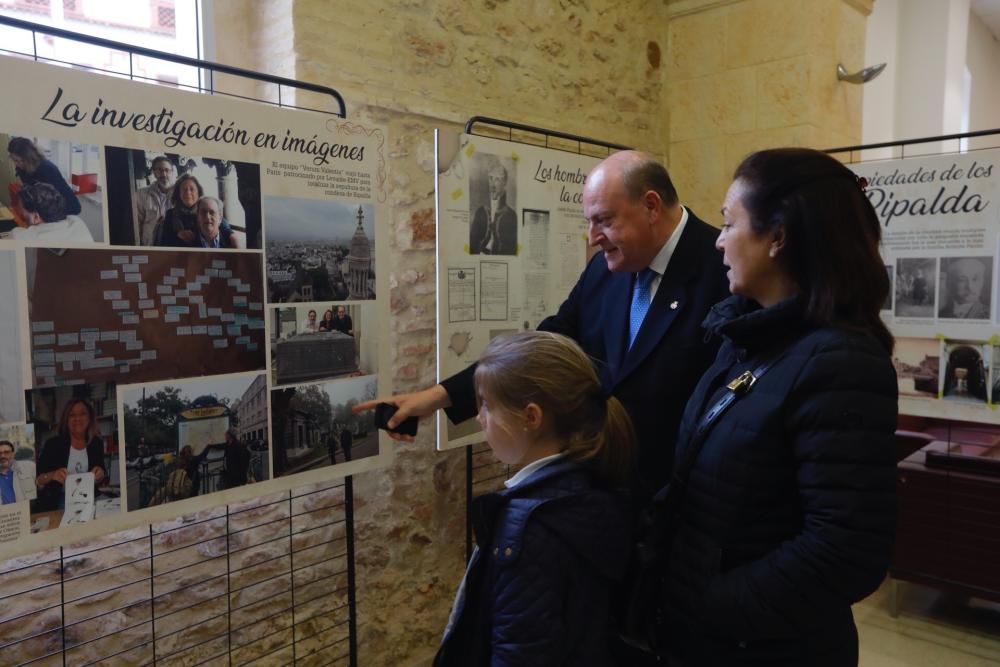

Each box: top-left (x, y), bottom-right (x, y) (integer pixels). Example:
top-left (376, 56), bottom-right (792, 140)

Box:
top-left (670, 301), bottom-right (679, 310)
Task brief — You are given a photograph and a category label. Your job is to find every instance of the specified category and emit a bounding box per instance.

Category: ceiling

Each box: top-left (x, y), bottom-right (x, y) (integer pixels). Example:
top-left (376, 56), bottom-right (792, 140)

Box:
top-left (972, 0), bottom-right (1000, 40)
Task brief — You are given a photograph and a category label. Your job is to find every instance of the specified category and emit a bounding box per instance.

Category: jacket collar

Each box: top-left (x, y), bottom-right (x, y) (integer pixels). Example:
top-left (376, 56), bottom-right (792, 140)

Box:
top-left (703, 294), bottom-right (808, 352)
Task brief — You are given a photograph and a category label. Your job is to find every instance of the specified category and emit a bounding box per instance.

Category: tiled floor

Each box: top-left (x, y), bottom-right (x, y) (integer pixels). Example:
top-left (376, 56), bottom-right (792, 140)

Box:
top-left (856, 579), bottom-right (1000, 666)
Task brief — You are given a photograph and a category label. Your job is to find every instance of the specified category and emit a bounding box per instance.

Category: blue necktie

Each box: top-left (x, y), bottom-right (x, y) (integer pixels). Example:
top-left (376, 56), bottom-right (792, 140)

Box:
top-left (628, 268), bottom-right (656, 349)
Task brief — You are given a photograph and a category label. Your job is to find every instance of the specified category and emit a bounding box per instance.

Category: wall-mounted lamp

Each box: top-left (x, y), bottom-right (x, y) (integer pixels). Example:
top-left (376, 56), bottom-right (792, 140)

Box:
top-left (837, 63), bottom-right (887, 84)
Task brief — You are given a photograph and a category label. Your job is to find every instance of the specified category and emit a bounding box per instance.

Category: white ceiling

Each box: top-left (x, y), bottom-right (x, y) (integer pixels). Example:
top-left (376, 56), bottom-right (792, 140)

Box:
top-left (972, 0), bottom-right (1000, 40)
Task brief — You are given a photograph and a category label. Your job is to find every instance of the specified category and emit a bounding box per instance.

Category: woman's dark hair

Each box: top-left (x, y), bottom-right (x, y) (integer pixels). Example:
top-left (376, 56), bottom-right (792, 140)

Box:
top-left (58, 398), bottom-right (98, 442)
top-left (171, 173), bottom-right (204, 209)
top-left (8, 137), bottom-right (44, 173)
top-left (733, 148), bottom-right (893, 352)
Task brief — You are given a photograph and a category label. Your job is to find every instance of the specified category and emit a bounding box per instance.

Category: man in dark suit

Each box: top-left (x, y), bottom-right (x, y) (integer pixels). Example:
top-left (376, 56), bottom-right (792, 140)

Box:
top-left (469, 162), bottom-right (517, 255)
top-left (359, 150), bottom-right (729, 495)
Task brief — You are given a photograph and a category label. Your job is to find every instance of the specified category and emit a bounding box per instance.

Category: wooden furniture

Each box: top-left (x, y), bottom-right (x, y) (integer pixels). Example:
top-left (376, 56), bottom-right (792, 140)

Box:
top-left (892, 438), bottom-right (1000, 613)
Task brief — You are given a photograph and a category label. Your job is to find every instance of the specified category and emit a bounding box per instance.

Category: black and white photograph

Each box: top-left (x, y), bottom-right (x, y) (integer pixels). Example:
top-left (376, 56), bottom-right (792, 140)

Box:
top-left (894, 257), bottom-right (937, 318)
top-left (264, 196), bottom-right (375, 302)
top-left (0, 250), bottom-right (23, 423)
top-left (938, 256), bottom-right (992, 320)
top-left (269, 303), bottom-right (377, 386)
top-left (469, 153), bottom-right (517, 256)
top-left (941, 340), bottom-right (990, 404)
top-left (1, 132), bottom-right (102, 243)
top-left (892, 338), bottom-right (940, 398)
top-left (270, 374), bottom-right (379, 477)
top-left (122, 373), bottom-right (270, 511)
top-left (24, 382), bottom-right (121, 531)
top-left (105, 146), bottom-right (262, 249)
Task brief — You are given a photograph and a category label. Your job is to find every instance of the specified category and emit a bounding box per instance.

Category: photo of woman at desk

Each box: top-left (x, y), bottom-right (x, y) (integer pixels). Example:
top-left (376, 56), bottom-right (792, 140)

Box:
top-left (33, 398), bottom-right (106, 513)
top-left (8, 136), bottom-right (81, 216)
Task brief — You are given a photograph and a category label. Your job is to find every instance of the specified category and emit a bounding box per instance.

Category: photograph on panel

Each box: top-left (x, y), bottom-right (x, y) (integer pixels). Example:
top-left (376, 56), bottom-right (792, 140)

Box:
top-left (941, 340), bottom-right (991, 405)
top-left (25, 248), bottom-right (266, 387)
top-left (104, 146), bottom-right (262, 249)
top-left (0, 249), bottom-right (23, 423)
top-left (892, 337), bottom-right (940, 398)
top-left (24, 382), bottom-right (121, 531)
top-left (937, 256), bottom-right (992, 320)
top-left (270, 374), bottom-right (378, 477)
top-left (1, 133), bottom-right (102, 243)
top-left (264, 197), bottom-right (375, 302)
top-left (469, 153), bottom-right (517, 256)
top-left (894, 257), bottom-right (937, 318)
top-left (0, 423), bottom-right (37, 510)
top-left (270, 303), bottom-right (376, 386)
top-left (121, 373), bottom-right (269, 511)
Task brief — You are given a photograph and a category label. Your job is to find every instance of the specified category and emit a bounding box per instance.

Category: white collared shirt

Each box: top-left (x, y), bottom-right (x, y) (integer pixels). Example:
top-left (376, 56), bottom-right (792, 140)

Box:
top-left (504, 452), bottom-right (567, 489)
top-left (645, 206), bottom-right (689, 299)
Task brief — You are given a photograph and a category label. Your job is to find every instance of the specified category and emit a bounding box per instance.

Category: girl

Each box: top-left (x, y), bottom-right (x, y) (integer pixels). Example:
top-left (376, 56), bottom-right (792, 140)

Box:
top-left (435, 331), bottom-right (634, 667)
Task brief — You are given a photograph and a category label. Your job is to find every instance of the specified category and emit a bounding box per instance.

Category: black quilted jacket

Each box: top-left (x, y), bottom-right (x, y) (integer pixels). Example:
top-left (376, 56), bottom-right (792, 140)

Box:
top-left (435, 459), bottom-right (630, 667)
top-left (661, 295), bottom-right (898, 666)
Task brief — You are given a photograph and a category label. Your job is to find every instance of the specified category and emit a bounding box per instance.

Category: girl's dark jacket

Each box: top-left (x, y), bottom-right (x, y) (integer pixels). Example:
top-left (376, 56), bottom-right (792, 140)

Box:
top-left (435, 459), bottom-right (630, 667)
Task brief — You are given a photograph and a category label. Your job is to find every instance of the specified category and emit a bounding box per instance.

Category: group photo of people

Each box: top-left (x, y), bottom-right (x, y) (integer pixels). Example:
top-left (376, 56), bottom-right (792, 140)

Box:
top-left (104, 146), bottom-right (262, 250)
top-left (369, 148), bottom-right (901, 666)
top-left (269, 303), bottom-right (376, 387)
top-left (1, 133), bottom-right (103, 243)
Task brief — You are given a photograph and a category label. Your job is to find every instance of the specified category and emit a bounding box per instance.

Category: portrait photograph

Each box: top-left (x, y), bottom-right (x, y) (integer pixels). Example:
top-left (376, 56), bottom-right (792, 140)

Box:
top-left (937, 256), bottom-right (992, 320)
top-left (24, 382), bottom-right (120, 531)
top-left (105, 146), bottom-right (262, 249)
top-left (468, 153), bottom-right (517, 256)
top-left (894, 257), bottom-right (937, 318)
top-left (0, 132), bottom-right (103, 243)
top-left (264, 196), bottom-right (375, 302)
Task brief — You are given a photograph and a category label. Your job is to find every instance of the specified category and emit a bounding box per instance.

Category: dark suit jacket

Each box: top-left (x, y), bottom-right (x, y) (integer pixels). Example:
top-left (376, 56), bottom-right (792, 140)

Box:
top-left (470, 194), bottom-right (517, 255)
top-left (443, 212), bottom-right (730, 496)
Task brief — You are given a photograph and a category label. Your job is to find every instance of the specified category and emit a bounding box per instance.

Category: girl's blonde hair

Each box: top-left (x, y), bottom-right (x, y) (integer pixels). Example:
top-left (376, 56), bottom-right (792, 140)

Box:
top-left (474, 331), bottom-right (635, 486)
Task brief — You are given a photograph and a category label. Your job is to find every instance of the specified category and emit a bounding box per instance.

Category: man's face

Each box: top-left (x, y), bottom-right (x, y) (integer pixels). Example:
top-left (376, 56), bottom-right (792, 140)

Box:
top-left (197, 200), bottom-right (221, 241)
top-left (152, 161), bottom-right (175, 190)
top-left (488, 168), bottom-right (506, 200)
top-left (583, 166), bottom-right (657, 273)
top-left (308, 310), bottom-right (316, 322)
top-left (949, 259), bottom-right (985, 305)
top-left (0, 445), bottom-right (13, 473)
top-left (336, 307), bottom-right (346, 319)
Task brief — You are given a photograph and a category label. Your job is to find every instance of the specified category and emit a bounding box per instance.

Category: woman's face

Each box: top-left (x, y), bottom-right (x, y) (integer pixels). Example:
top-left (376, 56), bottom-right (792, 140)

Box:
top-left (323, 310), bottom-right (333, 321)
top-left (717, 179), bottom-right (786, 306)
top-left (67, 402), bottom-right (90, 438)
top-left (179, 180), bottom-right (199, 207)
top-left (9, 153), bottom-right (27, 171)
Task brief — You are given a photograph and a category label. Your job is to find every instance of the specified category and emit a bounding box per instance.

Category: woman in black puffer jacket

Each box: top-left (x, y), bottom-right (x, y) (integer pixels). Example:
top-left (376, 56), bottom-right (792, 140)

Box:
top-left (660, 148), bottom-right (897, 666)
